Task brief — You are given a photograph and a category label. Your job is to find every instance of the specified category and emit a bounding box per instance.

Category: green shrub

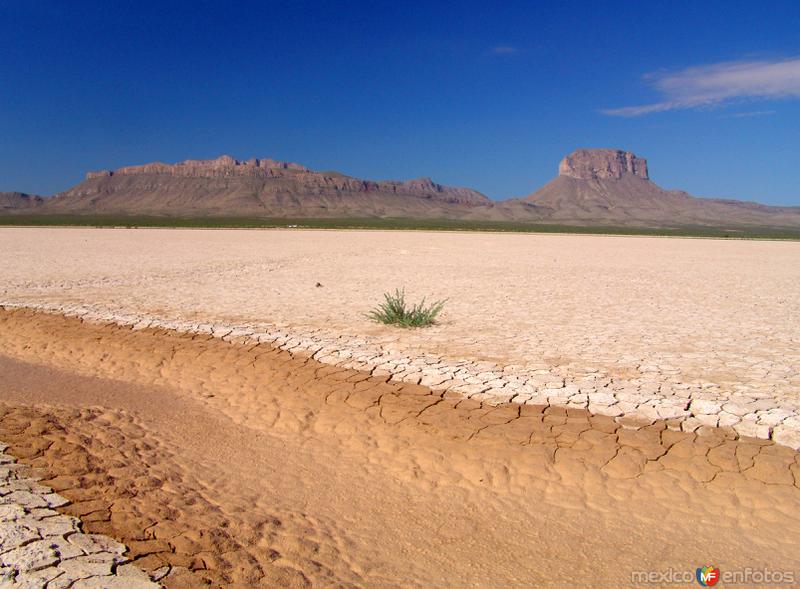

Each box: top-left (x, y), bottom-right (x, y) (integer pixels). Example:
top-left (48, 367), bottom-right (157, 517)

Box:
top-left (367, 288), bottom-right (445, 328)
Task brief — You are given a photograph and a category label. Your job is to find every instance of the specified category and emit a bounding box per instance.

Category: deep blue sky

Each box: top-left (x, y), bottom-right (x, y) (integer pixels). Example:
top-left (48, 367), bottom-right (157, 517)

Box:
top-left (2, 0), bottom-right (799, 203)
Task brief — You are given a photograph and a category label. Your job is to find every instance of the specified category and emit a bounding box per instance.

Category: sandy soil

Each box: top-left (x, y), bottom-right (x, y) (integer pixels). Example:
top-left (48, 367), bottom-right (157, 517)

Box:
top-left (1, 309), bottom-right (799, 587)
top-left (1, 228), bottom-right (798, 398)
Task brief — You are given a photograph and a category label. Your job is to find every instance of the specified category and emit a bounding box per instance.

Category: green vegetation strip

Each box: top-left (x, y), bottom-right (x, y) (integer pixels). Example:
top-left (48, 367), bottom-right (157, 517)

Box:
top-left (1, 214), bottom-right (800, 240)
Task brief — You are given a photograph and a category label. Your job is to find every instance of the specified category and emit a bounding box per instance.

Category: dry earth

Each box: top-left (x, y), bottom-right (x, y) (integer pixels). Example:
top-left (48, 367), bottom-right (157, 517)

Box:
top-left (1, 228), bottom-right (799, 443)
top-left (0, 441), bottom-right (160, 587)
top-left (1, 228), bottom-right (797, 391)
top-left (0, 228), bottom-right (799, 586)
top-left (0, 310), bottom-right (798, 588)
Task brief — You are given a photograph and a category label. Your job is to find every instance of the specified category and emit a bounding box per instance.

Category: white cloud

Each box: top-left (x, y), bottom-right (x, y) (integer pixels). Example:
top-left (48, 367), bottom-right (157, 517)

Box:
top-left (728, 110), bottom-right (777, 118)
top-left (603, 57), bottom-right (800, 116)
top-left (490, 45), bottom-right (518, 55)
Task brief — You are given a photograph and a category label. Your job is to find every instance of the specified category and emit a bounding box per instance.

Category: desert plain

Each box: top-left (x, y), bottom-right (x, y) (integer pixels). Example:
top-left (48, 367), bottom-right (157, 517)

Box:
top-left (1, 227), bottom-right (799, 587)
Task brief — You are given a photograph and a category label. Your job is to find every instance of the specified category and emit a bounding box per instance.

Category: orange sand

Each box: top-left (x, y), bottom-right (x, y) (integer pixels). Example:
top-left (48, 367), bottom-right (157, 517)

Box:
top-left (0, 309), bottom-right (798, 587)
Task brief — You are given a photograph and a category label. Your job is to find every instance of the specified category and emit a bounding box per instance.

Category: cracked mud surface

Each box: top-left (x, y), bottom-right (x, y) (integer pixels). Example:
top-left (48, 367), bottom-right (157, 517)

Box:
top-left (0, 309), bottom-right (799, 587)
top-left (2, 228), bottom-right (798, 396)
top-left (2, 228), bottom-right (799, 447)
top-left (0, 445), bottom-right (160, 588)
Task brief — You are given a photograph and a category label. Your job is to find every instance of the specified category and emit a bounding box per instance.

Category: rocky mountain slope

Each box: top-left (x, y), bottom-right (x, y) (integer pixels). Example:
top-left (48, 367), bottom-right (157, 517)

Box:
top-left (43, 156), bottom-right (493, 218)
top-left (516, 149), bottom-right (800, 227)
top-left (4, 150), bottom-right (800, 229)
top-left (0, 192), bottom-right (44, 210)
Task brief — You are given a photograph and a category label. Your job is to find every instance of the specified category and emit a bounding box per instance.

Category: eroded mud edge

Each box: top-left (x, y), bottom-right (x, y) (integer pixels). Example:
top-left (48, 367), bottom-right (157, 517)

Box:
top-left (1, 300), bottom-right (797, 449)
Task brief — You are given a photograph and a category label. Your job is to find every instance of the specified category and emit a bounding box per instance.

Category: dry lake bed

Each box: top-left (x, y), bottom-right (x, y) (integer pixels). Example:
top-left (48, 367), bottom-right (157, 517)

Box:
top-left (0, 227), bottom-right (798, 587)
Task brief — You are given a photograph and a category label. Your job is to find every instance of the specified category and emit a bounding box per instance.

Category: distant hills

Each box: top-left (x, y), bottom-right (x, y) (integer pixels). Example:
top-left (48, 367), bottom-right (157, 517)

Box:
top-left (41, 155), bottom-right (494, 220)
top-left (517, 149), bottom-right (800, 228)
top-left (0, 192), bottom-right (44, 210)
top-left (4, 150), bottom-right (800, 230)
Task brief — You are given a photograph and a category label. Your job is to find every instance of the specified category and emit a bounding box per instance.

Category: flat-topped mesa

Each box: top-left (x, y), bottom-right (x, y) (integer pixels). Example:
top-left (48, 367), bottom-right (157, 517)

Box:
top-left (85, 155), bottom-right (310, 180)
top-left (558, 149), bottom-right (649, 181)
top-left (78, 157), bottom-right (491, 206)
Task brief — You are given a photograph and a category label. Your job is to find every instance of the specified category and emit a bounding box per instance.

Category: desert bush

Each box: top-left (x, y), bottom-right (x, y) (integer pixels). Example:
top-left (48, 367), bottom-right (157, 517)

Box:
top-left (367, 288), bottom-right (445, 328)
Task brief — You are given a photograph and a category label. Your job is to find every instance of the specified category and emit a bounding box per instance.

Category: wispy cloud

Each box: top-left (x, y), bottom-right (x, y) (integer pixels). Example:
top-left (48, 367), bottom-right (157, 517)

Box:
top-left (603, 57), bottom-right (800, 116)
top-left (728, 109), bottom-right (777, 118)
top-left (490, 45), bottom-right (518, 55)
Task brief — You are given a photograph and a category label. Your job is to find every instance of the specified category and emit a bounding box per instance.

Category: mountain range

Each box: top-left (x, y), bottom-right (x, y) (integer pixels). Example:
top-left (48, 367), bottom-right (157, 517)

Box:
top-left (4, 149), bottom-right (800, 230)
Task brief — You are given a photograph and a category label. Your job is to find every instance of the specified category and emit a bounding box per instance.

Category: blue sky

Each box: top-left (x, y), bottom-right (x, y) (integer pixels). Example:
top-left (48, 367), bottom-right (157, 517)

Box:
top-left (1, 0), bottom-right (799, 204)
